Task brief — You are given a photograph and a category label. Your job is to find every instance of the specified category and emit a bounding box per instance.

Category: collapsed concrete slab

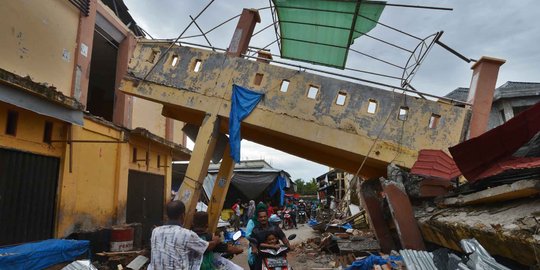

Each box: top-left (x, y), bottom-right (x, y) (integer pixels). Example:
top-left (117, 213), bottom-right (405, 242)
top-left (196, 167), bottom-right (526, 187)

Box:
top-left (442, 179), bottom-right (540, 206)
top-left (417, 197), bottom-right (540, 266)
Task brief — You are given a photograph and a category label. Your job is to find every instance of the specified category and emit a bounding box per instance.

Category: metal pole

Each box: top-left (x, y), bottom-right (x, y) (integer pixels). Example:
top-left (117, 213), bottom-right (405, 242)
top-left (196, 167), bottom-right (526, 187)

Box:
top-left (189, 15), bottom-right (214, 51)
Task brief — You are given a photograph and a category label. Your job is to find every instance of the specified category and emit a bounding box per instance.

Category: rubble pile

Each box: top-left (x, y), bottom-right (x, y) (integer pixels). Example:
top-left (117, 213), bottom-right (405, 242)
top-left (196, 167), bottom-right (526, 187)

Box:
top-left (293, 228), bottom-right (386, 269)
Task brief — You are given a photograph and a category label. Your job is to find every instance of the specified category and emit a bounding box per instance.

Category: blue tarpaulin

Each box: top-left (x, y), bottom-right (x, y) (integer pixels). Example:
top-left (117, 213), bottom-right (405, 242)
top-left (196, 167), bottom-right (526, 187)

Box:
top-left (268, 175), bottom-right (287, 206)
top-left (308, 219), bottom-right (319, 227)
top-left (346, 254), bottom-right (402, 270)
top-left (229, 84), bottom-right (263, 162)
top-left (0, 239), bottom-right (90, 270)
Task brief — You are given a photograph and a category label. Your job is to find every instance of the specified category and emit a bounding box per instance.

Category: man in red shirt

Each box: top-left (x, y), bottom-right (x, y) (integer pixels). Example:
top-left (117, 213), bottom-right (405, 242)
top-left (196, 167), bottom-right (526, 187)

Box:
top-left (266, 201), bottom-right (274, 217)
top-left (231, 199), bottom-right (242, 230)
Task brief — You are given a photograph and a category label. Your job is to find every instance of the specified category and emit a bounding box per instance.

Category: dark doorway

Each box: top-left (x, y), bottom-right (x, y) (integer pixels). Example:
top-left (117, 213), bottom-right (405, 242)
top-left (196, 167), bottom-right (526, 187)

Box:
top-left (87, 26), bottom-right (118, 121)
top-left (0, 148), bottom-right (60, 246)
top-left (126, 170), bottom-right (164, 246)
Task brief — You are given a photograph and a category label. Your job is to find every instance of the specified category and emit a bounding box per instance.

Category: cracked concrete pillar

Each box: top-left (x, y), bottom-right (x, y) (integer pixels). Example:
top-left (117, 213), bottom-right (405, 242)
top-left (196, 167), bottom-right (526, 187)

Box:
top-left (467, 56), bottom-right (506, 138)
top-left (176, 114), bottom-right (220, 227)
top-left (207, 145), bottom-right (235, 233)
top-left (204, 8), bottom-right (260, 230)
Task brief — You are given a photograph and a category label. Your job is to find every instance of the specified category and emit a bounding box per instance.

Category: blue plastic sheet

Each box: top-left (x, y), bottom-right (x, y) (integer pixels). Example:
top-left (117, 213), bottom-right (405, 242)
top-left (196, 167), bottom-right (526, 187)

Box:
top-left (346, 255), bottom-right (402, 270)
top-left (308, 219), bottom-right (319, 227)
top-left (268, 175), bottom-right (287, 206)
top-left (0, 239), bottom-right (90, 270)
top-left (341, 223), bottom-right (353, 230)
top-left (229, 84), bottom-right (263, 162)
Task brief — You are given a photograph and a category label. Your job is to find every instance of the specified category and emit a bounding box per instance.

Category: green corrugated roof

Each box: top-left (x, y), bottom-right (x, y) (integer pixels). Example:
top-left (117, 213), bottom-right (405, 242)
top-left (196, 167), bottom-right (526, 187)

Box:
top-left (273, 0), bottom-right (385, 69)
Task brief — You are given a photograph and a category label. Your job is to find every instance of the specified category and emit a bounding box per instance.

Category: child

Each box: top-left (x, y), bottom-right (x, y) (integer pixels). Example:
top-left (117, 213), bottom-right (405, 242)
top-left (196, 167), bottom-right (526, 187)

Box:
top-left (192, 212), bottom-right (243, 270)
top-left (259, 230), bottom-right (282, 250)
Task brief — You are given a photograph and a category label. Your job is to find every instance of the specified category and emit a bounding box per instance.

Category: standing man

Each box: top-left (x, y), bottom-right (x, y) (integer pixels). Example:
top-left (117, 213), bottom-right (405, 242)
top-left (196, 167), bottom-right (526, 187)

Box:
top-left (148, 200), bottom-right (221, 270)
top-left (231, 199), bottom-right (242, 230)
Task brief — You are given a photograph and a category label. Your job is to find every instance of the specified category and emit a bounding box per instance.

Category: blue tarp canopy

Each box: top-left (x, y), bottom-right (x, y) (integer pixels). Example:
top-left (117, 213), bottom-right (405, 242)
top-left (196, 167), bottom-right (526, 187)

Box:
top-left (229, 84), bottom-right (263, 163)
top-left (0, 239), bottom-right (90, 270)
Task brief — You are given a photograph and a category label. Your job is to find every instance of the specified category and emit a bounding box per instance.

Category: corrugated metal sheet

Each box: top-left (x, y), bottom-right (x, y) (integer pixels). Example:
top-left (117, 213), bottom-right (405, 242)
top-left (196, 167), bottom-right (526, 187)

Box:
top-left (410, 149), bottom-right (461, 180)
top-left (400, 249), bottom-right (471, 270)
top-left (460, 239), bottom-right (511, 270)
top-left (400, 249), bottom-right (437, 270)
top-left (450, 101), bottom-right (540, 183)
top-left (0, 148), bottom-right (60, 246)
top-left (474, 156), bottom-right (540, 180)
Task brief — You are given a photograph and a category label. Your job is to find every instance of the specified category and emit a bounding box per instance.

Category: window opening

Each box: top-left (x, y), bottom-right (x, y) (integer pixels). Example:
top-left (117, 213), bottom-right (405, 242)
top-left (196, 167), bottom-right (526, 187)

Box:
top-left (336, 92), bottom-right (347, 106)
top-left (280, 80), bottom-right (290, 93)
top-left (132, 148), bottom-right (137, 163)
top-left (43, 121), bottom-right (53, 144)
top-left (193, 59), bottom-right (202, 72)
top-left (398, 107), bottom-right (409, 121)
top-left (499, 109), bottom-right (506, 122)
top-left (5, 110), bottom-right (18, 136)
top-left (254, 73), bottom-right (264, 86)
top-left (307, 85), bottom-right (319, 99)
top-left (513, 106), bottom-right (531, 117)
top-left (171, 55), bottom-right (179, 67)
top-left (87, 26), bottom-right (118, 121)
top-left (148, 50), bottom-right (159, 63)
top-left (429, 114), bottom-right (441, 129)
top-left (157, 155), bottom-right (161, 168)
top-left (367, 100), bottom-right (378, 114)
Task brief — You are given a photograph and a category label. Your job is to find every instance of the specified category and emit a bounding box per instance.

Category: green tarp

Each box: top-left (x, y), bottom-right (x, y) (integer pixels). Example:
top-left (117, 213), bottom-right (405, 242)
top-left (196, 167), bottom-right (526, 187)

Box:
top-left (272, 0), bottom-right (385, 69)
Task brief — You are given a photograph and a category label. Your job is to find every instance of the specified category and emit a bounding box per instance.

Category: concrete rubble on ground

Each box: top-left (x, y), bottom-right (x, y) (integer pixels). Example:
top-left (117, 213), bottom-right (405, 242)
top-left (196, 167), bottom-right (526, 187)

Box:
top-left (305, 133), bottom-right (540, 269)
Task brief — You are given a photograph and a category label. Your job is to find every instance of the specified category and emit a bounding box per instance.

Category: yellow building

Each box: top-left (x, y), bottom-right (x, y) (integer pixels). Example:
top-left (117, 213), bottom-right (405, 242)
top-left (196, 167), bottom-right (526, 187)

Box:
top-left (0, 0), bottom-right (189, 246)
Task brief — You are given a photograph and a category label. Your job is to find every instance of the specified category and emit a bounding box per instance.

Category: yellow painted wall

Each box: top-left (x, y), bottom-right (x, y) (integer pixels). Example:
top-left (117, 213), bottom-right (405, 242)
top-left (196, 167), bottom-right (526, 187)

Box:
top-left (131, 97), bottom-right (167, 138)
top-left (0, 103), bottom-right (175, 237)
top-left (55, 119), bottom-right (176, 237)
top-left (0, 102), bottom-right (66, 157)
top-left (56, 118), bottom-right (124, 236)
top-left (129, 137), bottom-right (173, 202)
top-left (0, 0), bottom-right (79, 97)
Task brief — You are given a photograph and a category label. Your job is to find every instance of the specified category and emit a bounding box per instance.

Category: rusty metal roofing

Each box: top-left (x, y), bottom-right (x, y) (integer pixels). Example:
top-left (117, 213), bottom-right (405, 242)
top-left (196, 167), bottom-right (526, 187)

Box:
top-left (473, 156), bottom-right (540, 180)
top-left (449, 101), bottom-right (540, 183)
top-left (410, 149), bottom-right (461, 180)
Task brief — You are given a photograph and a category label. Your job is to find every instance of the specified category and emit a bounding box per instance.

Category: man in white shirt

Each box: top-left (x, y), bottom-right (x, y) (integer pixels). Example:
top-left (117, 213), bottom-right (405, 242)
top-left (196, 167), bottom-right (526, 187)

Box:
top-left (148, 200), bottom-right (220, 270)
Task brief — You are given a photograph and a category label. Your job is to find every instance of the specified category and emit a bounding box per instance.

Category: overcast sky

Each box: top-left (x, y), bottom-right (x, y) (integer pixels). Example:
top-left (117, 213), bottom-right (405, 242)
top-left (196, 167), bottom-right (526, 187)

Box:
top-left (124, 0), bottom-right (540, 181)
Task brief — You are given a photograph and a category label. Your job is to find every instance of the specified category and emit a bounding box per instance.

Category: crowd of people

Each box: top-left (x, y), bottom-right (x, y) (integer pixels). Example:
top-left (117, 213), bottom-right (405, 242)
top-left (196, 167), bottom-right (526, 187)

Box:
top-left (146, 198), bottom-right (321, 270)
top-left (231, 198), bottom-right (320, 230)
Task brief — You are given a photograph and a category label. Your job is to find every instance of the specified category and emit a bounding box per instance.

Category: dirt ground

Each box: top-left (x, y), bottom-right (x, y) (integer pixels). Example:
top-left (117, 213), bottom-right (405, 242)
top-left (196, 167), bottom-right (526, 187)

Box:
top-left (231, 223), bottom-right (336, 270)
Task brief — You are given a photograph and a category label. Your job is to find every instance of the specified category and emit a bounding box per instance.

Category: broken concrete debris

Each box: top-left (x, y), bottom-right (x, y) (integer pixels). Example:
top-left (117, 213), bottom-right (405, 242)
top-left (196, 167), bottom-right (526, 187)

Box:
top-left (308, 150), bottom-right (538, 269)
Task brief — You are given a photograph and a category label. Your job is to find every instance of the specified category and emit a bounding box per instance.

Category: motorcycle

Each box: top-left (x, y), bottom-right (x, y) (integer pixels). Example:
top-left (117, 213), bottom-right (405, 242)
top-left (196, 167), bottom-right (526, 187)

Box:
top-left (297, 210), bottom-right (307, 224)
top-left (221, 230), bottom-right (244, 259)
top-left (209, 230), bottom-right (244, 270)
top-left (282, 210), bottom-right (294, 230)
top-left (259, 234), bottom-right (296, 270)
